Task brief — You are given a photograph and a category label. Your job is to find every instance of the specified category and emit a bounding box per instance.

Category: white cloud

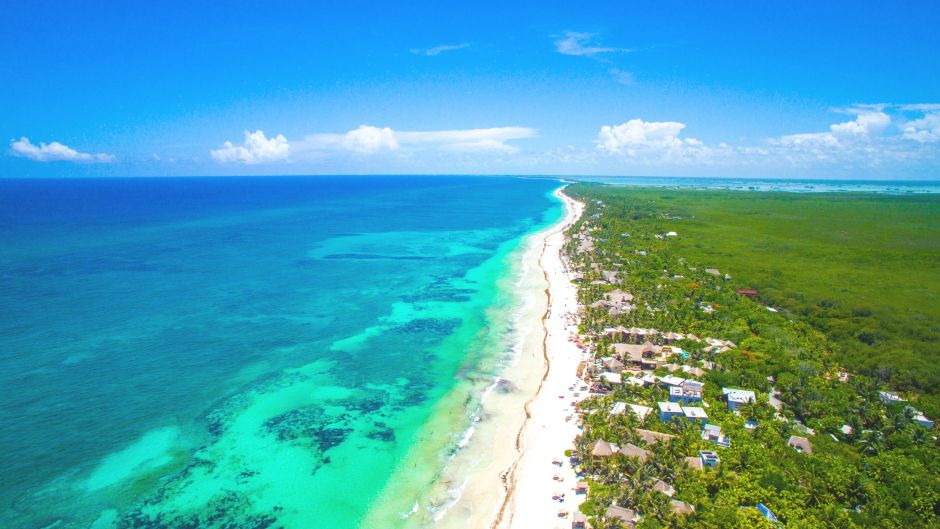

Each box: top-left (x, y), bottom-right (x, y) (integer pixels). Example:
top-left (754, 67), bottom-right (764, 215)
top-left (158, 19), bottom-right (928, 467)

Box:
top-left (768, 107), bottom-right (893, 161)
top-left (300, 125), bottom-right (536, 156)
top-left (211, 130), bottom-right (290, 164)
top-left (554, 32), bottom-right (627, 56)
top-left (899, 103), bottom-right (940, 112)
top-left (593, 104), bottom-right (940, 169)
top-left (773, 131), bottom-right (841, 147)
top-left (902, 112), bottom-right (940, 143)
top-left (342, 125), bottom-right (399, 154)
top-left (608, 67), bottom-right (636, 86)
top-left (829, 110), bottom-right (890, 136)
top-left (758, 105), bottom-right (940, 166)
top-left (594, 119), bottom-right (727, 166)
top-left (9, 137), bottom-right (115, 163)
top-left (410, 43), bottom-right (471, 56)
top-left (597, 119), bottom-right (693, 154)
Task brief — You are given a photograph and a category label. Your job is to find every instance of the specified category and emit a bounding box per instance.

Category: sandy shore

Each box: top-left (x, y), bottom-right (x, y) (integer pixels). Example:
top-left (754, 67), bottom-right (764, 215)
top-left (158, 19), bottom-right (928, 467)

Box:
top-left (495, 187), bottom-right (586, 529)
top-left (372, 185), bottom-right (585, 529)
top-left (428, 186), bottom-right (586, 529)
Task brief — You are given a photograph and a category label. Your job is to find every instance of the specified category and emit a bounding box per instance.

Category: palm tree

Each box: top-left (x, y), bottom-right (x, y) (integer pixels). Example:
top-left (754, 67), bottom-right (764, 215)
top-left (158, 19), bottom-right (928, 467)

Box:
top-left (911, 425), bottom-right (928, 444)
top-left (733, 447), bottom-right (753, 473)
top-left (802, 465), bottom-right (827, 507)
top-left (859, 429), bottom-right (883, 455)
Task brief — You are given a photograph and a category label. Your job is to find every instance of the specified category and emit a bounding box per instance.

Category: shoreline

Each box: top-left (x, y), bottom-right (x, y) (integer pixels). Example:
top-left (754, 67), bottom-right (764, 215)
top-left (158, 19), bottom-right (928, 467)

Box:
top-left (359, 185), bottom-right (578, 529)
top-left (487, 187), bottom-right (580, 528)
top-left (391, 185), bottom-right (584, 529)
top-left (496, 187), bottom-right (585, 529)
top-left (411, 185), bottom-right (585, 529)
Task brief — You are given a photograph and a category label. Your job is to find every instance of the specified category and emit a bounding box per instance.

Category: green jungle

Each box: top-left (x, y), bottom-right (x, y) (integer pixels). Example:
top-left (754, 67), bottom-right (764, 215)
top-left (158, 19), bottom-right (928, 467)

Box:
top-left (563, 184), bottom-right (939, 529)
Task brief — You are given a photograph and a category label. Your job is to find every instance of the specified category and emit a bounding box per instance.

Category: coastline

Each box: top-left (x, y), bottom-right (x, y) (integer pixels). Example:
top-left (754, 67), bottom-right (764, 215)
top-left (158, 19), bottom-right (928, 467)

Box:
top-left (496, 187), bottom-right (586, 529)
top-left (418, 185), bottom-right (584, 529)
top-left (358, 184), bottom-right (575, 529)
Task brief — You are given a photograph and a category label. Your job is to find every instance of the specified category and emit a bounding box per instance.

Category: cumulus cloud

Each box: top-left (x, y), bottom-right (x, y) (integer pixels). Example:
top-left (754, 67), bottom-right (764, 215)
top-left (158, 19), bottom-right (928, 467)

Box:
top-left (410, 43), bottom-right (471, 56)
top-left (342, 125), bottom-right (399, 154)
top-left (300, 125), bottom-right (536, 156)
top-left (554, 32), bottom-right (628, 56)
top-left (211, 130), bottom-right (290, 164)
top-left (593, 104), bottom-right (940, 169)
top-left (9, 137), bottom-right (115, 163)
top-left (902, 111), bottom-right (940, 143)
top-left (594, 119), bottom-right (728, 166)
top-left (773, 108), bottom-right (891, 149)
top-left (597, 119), bottom-right (697, 154)
top-left (830, 109), bottom-right (891, 136)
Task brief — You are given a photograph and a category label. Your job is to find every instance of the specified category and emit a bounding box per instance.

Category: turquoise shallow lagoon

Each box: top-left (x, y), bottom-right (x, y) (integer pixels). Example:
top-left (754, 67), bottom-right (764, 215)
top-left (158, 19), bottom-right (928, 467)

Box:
top-left (0, 176), bottom-right (562, 529)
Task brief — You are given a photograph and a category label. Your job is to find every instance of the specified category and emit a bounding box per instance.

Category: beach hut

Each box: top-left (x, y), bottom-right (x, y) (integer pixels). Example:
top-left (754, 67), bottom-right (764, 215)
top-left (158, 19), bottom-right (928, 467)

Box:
top-left (605, 506), bottom-right (639, 528)
top-left (662, 331), bottom-right (682, 343)
top-left (575, 480), bottom-right (588, 494)
top-left (652, 479), bottom-right (675, 497)
top-left (787, 435), bottom-right (813, 455)
top-left (603, 325), bottom-right (630, 340)
top-left (670, 500), bottom-right (695, 515)
top-left (604, 289), bottom-right (634, 304)
top-left (588, 439), bottom-right (614, 457)
top-left (602, 357), bottom-right (625, 373)
top-left (618, 443), bottom-right (651, 462)
top-left (637, 429), bottom-right (675, 446)
top-left (683, 456), bottom-right (704, 471)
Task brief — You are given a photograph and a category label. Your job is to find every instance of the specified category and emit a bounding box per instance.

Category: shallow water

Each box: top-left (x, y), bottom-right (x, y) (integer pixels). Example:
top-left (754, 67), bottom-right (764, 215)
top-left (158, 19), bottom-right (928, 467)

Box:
top-left (0, 176), bottom-right (562, 529)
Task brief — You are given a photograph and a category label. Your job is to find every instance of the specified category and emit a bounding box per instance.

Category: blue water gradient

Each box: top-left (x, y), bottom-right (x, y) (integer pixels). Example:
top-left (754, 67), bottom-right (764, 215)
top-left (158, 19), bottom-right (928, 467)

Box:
top-left (0, 176), bottom-right (561, 529)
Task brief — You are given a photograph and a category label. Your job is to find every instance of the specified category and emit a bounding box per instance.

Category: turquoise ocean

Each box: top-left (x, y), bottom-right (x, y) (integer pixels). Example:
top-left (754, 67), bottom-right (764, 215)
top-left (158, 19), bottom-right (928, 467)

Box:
top-left (0, 176), bottom-right (562, 529)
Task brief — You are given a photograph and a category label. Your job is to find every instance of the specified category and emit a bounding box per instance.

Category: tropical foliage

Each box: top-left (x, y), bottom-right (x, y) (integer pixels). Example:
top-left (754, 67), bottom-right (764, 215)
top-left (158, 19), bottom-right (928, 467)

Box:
top-left (564, 184), bottom-right (939, 528)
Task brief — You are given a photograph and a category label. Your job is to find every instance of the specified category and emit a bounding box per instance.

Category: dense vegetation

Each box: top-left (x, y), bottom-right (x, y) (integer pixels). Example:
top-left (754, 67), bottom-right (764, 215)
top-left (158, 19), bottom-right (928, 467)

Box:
top-left (563, 184), bottom-right (939, 529)
top-left (574, 185), bottom-right (940, 415)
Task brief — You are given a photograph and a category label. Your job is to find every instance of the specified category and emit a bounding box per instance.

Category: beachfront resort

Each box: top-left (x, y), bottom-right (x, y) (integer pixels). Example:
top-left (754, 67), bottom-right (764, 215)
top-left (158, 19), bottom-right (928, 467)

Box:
top-left (535, 188), bottom-right (937, 529)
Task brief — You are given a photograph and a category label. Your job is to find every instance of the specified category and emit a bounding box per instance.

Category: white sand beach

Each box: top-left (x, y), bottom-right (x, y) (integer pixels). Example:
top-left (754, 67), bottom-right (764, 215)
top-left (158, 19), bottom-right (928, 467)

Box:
top-left (429, 186), bottom-right (586, 529)
top-left (366, 185), bottom-right (585, 529)
top-left (496, 188), bottom-right (586, 529)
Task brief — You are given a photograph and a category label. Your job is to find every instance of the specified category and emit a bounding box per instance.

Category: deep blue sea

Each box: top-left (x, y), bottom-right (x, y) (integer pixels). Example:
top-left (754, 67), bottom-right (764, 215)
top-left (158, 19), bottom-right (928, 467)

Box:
top-left (0, 176), bottom-right (562, 529)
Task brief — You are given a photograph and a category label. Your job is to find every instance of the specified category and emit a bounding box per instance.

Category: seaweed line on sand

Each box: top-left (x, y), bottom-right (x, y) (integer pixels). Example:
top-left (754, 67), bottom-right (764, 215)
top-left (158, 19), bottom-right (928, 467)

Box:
top-left (490, 188), bottom-right (577, 529)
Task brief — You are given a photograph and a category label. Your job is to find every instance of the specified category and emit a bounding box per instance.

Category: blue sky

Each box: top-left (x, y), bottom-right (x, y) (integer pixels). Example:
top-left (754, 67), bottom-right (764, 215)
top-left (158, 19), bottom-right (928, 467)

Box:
top-left (2, 1), bottom-right (939, 178)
